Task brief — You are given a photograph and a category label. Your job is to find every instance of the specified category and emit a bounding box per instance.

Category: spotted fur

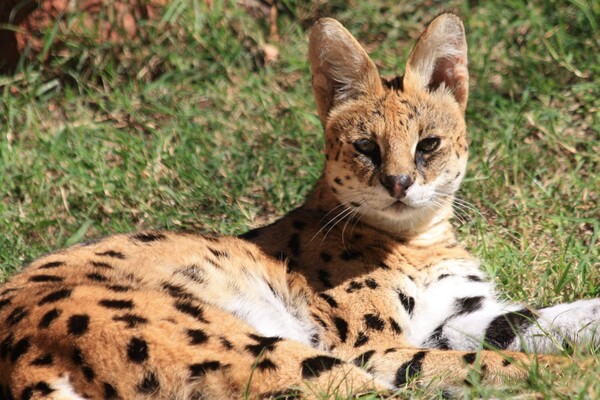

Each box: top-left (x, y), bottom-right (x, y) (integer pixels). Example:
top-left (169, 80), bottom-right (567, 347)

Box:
top-left (1, 14), bottom-right (599, 399)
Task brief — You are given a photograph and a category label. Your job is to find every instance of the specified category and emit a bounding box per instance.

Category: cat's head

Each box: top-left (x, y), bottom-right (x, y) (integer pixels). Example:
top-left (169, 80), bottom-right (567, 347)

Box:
top-left (309, 14), bottom-right (469, 234)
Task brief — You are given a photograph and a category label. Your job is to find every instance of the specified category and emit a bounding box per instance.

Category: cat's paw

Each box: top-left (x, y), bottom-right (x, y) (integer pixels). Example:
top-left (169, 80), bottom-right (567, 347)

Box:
top-left (524, 298), bottom-right (600, 353)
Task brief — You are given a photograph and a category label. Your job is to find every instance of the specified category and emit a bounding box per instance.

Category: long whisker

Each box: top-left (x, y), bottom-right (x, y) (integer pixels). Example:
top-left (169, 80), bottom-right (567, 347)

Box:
top-left (349, 201), bottom-right (367, 239)
top-left (317, 201), bottom-right (350, 224)
top-left (322, 205), bottom-right (359, 244)
top-left (310, 205), bottom-right (352, 244)
top-left (340, 200), bottom-right (367, 250)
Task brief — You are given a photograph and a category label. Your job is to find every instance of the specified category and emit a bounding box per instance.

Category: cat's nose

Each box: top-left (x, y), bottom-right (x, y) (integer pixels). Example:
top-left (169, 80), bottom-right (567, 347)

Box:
top-left (381, 174), bottom-right (413, 198)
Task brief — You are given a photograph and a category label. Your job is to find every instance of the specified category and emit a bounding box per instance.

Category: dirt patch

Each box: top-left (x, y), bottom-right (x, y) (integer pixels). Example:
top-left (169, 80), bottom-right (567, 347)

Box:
top-left (0, 0), bottom-right (166, 74)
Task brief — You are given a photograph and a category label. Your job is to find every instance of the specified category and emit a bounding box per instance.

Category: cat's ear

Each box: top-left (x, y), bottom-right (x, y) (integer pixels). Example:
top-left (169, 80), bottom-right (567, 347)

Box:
top-left (309, 18), bottom-right (384, 126)
top-left (404, 13), bottom-right (469, 111)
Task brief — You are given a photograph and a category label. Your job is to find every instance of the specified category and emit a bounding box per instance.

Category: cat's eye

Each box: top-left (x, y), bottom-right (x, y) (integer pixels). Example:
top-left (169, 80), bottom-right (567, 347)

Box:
top-left (416, 137), bottom-right (441, 153)
top-left (354, 139), bottom-right (379, 156)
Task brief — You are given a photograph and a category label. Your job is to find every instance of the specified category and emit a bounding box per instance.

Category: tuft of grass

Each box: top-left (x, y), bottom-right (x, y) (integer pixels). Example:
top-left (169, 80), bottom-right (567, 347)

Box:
top-left (0, 0), bottom-right (598, 397)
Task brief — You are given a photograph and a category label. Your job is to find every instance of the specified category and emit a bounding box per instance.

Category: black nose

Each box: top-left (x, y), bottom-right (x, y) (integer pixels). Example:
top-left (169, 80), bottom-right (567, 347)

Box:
top-left (380, 174), bottom-right (413, 198)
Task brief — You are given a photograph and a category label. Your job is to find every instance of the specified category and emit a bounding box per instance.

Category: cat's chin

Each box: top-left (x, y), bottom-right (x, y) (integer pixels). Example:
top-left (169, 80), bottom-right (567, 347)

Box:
top-left (358, 204), bottom-right (434, 234)
top-left (355, 195), bottom-right (454, 236)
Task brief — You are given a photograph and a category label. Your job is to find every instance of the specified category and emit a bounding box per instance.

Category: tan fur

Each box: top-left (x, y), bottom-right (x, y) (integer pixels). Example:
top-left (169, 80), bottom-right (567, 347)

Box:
top-left (0, 14), bottom-right (573, 399)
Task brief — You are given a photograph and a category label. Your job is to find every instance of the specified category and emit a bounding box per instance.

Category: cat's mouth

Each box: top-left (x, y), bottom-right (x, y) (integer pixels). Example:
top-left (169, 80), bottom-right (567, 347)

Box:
top-left (385, 200), bottom-right (413, 211)
top-left (384, 197), bottom-right (432, 211)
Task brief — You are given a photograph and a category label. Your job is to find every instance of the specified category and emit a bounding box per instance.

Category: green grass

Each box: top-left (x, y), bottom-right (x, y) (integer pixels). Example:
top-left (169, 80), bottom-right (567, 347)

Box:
top-left (1, 0), bottom-right (599, 397)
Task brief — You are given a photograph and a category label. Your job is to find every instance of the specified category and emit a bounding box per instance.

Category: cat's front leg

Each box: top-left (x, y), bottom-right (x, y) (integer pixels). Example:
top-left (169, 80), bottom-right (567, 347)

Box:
top-left (413, 267), bottom-right (600, 353)
top-left (418, 290), bottom-right (600, 353)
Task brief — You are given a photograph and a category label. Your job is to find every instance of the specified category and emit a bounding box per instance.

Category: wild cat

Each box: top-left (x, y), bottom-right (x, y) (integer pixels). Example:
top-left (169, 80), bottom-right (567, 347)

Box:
top-left (0, 13), bottom-right (598, 400)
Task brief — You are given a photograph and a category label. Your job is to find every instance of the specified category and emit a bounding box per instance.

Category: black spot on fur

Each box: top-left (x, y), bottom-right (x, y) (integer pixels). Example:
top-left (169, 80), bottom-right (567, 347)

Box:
top-left (127, 337), bottom-right (149, 363)
top-left (31, 353), bottom-right (53, 366)
top-left (341, 250), bottom-right (362, 261)
top-left (350, 201), bottom-right (361, 207)
top-left (317, 269), bottom-right (333, 288)
top-left (31, 382), bottom-right (53, 396)
top-left (320, 252), bottom-right (332, 263)
top-left (131, 231), bottom-right (166, 243)
top-left (106, 285), bottom-right (131, 293)
top-left (90, 261), bottom-right (113, 269)
top-left (163, 283), bottom-right (195, 300)
top-left (220, 337), bottom-right (233, 350)
top-left (310, 333), bottom-right (320, 347)
top-left (301, 355), bottom-right (343, 379)
top-left (288, 234), bottom-right (301, 256)
top-left (103, 383), bottom-right (119, 399)
top-left (38, 261), bottom-right (64, 269)
top-left (0, 288), bottom-right (16, 297)
top-left (334, 147), bottom-right (341, 161)
top-left (245, 334), bottom-right (282, 356)
top-left (137, 372), bottom-right (160, 393)
top-left (29, 275), bottom-right (63, 283)
top-left (86, 273), bottom-right (108, 282)
top-left (389, 318), bottom-right (403, 334)
top-left (394, 351), bottom-right (427, 387)
top-left (177, 266), bottom-right (205, 284)
top-left (333, 317), bottom-right (348, 343)
top-left (334, 177), bottom-right (343, 185)
top-left (397, 291), bottom-right (415, 316)
top-left (68, 314), bottom-right (90, 336)
top-left (204, 256), bottom-right (222, 269)
top-left (0, 298), bottom-right (11, 311)
top-left (20, 387), bottom-right (33, 400)
top-left (189, 361), bottom-right (222, 377)
top-left (208, 247), bottom-right (229, 259)
top-left (502, 358), bottom-right (512, 367)
top-left (292, 220), bottom-right (306, 230)
top-left (428, 324), bottom-right (450, 350)
top-left (202, 235), bottom-right (220, 242)
top-left (71, 347), bottom-right (96, 382)
top-left (39, 309), bottom-right (61, 329)
top-left (0, 333), bottom-right (14, 360)
top-left (96, 250), bottom-right (125, 259)
top-left (484, 309), bottom-right (536, 349)
top-left (384, 348), bottom-right (397, 354)
top-left (312, 314), bottom-right (328, 328)
top-left (346, 281), bottom-right (363, 293)
top-left (10, 337), bottom-right (30, 362)
top-left (187, 329), bottom-right (208, 345)
top-left (174, 301), bottom-right (207, 322)
top-left (364, 314), bottom-right (385, 331)
top-left (354, 331), bottom-right (369, 347)
top-left (467, 275), bottom-right (483, 282)
top-left (378, 261), bottom-right (391, 270)
top-left (455, 296), bottom-right (485, 316)
top-left (319, 293), bottom-right (338, 308)
top-left (99, 299), bottom-right (134, 310)
top-left (365, 278), bottom-right (378, 289)
top-left (257, 358), bottom-right (278, 371)
top-left (353, 350), bottom-right (376, 367)
top-left (438, 274), bottom-right (451, 280)
top-left (463, 353), bottom-right (477, 364)
top-left (38, 288), bottom-right (72, 305)
top-left (6, 306), bottom-right (28, 326)
top-left (113, 313), bottom-right (148, 328)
